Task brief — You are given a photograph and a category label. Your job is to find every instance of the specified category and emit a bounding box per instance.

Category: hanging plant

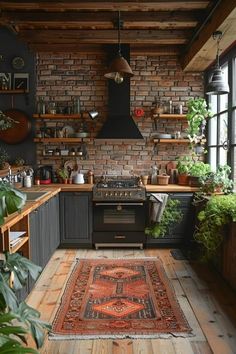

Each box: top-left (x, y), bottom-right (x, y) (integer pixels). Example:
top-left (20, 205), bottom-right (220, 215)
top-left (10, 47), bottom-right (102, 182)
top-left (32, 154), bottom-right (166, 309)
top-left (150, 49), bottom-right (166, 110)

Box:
top-left (0, 111), bottom-right (18, 131)
top-left (145, 199), bottom-right (183, 238)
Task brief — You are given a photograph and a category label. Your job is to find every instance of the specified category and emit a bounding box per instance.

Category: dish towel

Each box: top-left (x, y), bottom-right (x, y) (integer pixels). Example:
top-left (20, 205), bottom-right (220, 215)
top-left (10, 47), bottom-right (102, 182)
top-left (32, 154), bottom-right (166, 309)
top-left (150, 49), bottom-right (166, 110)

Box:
top-left (149, 193), bottom-right (169, 223)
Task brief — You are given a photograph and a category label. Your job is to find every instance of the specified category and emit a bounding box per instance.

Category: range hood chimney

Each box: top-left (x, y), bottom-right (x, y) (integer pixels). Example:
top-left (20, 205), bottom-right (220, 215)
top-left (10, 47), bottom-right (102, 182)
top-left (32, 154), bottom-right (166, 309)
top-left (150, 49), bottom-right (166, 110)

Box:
top-left (97, 44), bottom-right (143, 140)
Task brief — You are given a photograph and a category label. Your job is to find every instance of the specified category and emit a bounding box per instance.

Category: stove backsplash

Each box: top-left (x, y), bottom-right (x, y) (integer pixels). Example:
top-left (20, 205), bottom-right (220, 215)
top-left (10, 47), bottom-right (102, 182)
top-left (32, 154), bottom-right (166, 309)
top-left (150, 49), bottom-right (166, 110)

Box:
top-left (36, 52), bottom-right (204, 177)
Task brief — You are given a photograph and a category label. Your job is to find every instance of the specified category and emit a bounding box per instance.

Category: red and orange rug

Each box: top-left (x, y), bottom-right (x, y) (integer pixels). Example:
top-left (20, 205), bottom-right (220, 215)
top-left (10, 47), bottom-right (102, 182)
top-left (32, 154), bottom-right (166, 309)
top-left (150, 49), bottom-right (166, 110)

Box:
top-left (51, 258), bottom-right (192, 339)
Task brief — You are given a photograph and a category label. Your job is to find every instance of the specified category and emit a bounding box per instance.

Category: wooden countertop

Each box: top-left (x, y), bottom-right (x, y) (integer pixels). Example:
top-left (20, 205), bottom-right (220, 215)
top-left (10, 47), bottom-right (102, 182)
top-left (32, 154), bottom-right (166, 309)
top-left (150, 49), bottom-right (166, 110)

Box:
top-left (0, 183), bottom-right (197, 232)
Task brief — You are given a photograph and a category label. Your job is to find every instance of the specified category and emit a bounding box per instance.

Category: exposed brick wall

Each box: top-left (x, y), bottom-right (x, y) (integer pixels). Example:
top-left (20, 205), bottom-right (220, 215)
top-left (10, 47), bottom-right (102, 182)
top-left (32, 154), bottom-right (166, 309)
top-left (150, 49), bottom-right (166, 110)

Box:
top-left (36, 52), bottom-right (204, 178)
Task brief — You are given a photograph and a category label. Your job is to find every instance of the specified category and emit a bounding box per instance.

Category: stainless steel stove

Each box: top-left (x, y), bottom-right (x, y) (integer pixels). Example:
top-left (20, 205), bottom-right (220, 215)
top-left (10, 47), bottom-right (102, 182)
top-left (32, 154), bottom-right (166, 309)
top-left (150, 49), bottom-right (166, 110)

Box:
top-left (93, 177), bottom-right (147, 249)
top-left (93, 177), bottom-right (146, 201)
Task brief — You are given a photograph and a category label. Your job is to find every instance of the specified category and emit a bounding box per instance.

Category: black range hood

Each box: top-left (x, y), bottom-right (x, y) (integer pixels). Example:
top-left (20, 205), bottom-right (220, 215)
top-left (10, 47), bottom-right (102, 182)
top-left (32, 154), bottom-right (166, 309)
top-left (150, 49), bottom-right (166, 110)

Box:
top-left (97, 44), bottom-right (143, 140)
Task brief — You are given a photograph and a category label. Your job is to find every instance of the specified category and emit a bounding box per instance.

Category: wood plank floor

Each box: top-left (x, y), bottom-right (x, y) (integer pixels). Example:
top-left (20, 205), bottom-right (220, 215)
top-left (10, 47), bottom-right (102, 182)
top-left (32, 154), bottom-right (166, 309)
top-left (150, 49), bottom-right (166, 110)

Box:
top-left (26, 248), bottom-right (236, 354)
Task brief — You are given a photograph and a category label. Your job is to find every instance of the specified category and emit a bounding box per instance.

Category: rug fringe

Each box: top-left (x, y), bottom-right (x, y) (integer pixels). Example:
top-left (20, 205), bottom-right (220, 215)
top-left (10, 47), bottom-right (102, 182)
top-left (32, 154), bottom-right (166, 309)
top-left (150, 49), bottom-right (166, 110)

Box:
top-left (75, 257), bottom-right (159, 261)
top-left (49, 332), bottom-right (194, 341)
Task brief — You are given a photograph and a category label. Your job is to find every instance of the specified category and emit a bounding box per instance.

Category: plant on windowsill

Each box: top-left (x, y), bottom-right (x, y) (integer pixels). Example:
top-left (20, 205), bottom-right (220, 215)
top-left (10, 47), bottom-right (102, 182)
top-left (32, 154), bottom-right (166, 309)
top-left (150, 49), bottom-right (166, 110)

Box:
top-left (0, 251), bottom-right (51, 353)
top-left (199, 164), bottom-right (234, 195)
top-left (0, 182), bottom-right (27, 226)
top-left (186, 98), bottom-right (212, 153)
top-left (145, 199), bottom-right (183, 238)
top-left (194, 194), bottom-right (236, 261)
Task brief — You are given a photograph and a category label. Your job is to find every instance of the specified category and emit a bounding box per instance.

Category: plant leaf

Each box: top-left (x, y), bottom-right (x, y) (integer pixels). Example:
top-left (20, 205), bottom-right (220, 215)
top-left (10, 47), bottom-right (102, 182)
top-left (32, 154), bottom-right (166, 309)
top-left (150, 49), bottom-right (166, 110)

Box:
top-left (0, 274), bottom-right (18, 311)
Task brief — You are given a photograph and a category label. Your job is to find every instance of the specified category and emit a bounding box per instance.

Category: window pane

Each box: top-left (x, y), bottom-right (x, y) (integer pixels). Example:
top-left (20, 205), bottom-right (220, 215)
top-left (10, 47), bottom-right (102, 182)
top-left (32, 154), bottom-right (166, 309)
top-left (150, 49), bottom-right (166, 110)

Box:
top-left (208, 116), bottom-right (217, 145)
top-left (220, 64), bottom-right (228, 111)
top-left (233, 58), bottom-right (236, 107)
top-left (219, 147), bottom-right (228, 166)
top-left (208, 147), bottom-right (217, 171)
top-left (208, 94), bottom-right (217, 114)
top-left (219, 112), bottom-right (228, 145)
top-left (232, 108), bottom-right (236, 144)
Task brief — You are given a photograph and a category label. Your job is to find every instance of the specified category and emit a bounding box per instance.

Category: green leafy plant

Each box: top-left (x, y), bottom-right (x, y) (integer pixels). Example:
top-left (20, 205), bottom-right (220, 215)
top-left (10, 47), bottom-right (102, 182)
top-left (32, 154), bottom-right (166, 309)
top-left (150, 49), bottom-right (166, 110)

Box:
top-left (186, 98), bottom-right (212, 150)
top-left (56, 168), bottom-right (68, 180)
top-left (0, 252), bottom-right (51, 352)
top-left (176, 156), bottom-right (192, 175)
top-left (145, 199), bottom-right (183, 238)
top-left (194, 194), bottom-right (236, 261)
top-left (0, 147), bottom-right (9, 170)
top-left (189, 161), bottom-right (211, 177)
top-left (0, 111), bottom-right (15, 131)
top-left (0, 182), bottom-right (26, 225)
top-left (199, 164), bottom-right (234, 194)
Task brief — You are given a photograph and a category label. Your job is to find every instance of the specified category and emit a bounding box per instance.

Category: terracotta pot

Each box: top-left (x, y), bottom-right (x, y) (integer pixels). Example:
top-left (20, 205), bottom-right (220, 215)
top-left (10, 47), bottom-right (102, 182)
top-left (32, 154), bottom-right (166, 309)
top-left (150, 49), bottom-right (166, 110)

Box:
top-left (178, 174), bottom-right (189, 186)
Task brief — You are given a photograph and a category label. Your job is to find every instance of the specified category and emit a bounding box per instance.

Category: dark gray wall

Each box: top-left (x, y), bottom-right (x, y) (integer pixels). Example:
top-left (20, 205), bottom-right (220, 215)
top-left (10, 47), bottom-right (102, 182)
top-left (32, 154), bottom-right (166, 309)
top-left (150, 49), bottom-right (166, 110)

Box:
top-left (0, 27), bottom-right (36, 165)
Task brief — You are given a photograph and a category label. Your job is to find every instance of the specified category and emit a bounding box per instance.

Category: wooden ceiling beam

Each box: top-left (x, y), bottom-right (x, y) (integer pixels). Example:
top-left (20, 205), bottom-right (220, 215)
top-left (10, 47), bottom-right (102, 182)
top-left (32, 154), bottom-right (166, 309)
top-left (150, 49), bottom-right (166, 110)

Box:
top-left (18, 29), bottom-right (190, 45)
top-left (181, 0), bottom-right (236, 71)
top-left (0, 1), bottom-right (210, 12)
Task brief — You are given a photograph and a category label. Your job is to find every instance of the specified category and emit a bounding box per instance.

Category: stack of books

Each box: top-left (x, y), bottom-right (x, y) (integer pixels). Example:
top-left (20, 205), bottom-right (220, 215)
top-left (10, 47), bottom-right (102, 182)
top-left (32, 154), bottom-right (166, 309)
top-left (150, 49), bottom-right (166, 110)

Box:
top-left (9, 231), bottom-right (26, 248)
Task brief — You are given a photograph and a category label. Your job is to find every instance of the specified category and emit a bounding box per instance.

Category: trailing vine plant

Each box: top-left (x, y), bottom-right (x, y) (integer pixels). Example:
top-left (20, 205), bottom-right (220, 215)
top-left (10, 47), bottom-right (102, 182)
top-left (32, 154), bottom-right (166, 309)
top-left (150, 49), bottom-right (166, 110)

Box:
top-left (194, 194), bottom-right (236, 261)
top-left (145, 199), bottom-right (183, 238)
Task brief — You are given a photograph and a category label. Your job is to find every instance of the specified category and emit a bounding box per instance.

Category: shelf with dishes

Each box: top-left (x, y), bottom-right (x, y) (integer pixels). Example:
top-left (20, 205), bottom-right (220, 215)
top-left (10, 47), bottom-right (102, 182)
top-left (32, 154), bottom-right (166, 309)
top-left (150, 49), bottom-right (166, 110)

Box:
top-left (153, 138), bottom-right (189, 144)
top-left (33, 137), bottom-right (91, 143)
top-left (157, 114), bottom-right (187, 119)
top-left (33, 113), bottom-right (87, 120)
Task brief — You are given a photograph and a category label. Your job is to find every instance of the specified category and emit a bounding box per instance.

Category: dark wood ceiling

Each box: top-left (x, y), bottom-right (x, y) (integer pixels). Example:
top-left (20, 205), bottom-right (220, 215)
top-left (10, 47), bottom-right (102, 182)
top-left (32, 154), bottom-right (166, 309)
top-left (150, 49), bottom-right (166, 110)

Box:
top-left (0, 1), bottom-right (235, 71)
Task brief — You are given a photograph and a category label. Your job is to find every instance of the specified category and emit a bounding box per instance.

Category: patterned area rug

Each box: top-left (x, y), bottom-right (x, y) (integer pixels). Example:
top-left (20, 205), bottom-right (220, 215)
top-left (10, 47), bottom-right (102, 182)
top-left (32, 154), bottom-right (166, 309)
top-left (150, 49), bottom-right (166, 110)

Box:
top-left (50, 258), bottom-right (192, 339)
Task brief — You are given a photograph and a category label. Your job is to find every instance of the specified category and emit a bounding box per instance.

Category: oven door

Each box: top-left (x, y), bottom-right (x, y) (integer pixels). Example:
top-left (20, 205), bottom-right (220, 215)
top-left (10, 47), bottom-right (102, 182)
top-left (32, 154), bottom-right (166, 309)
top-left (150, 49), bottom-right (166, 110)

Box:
top-left (93, 202), bottom-right (146, 232)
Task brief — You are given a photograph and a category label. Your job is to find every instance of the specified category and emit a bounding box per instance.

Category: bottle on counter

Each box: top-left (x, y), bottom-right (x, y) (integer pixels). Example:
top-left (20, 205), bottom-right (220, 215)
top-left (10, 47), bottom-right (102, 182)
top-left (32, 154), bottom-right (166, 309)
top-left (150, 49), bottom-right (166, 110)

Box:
top-left (151, 165), bottom-right (158, 185)
top-left (87, 170), bottom-right (94, 184)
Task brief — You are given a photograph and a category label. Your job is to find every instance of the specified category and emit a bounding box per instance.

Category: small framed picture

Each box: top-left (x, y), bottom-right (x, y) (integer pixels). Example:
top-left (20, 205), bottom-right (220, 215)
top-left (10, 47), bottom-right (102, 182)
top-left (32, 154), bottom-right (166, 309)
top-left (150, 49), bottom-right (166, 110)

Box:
top-left (13, 73), bottom-right (29, 91)
top-left (0, 72), bottom-right (12, 90)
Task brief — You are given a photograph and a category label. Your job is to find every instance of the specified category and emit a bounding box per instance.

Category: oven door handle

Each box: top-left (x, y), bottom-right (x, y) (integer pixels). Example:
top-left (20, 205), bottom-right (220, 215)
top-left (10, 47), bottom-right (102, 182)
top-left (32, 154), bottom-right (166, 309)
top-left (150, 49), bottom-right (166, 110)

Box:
top-left (94, 202), bottom-right (144, 206)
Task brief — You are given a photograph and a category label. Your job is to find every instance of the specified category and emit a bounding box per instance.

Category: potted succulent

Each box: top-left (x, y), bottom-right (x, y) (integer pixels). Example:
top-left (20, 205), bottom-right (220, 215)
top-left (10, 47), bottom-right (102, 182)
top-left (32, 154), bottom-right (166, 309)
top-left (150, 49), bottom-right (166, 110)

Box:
top-left (199, 164), bottom-right (234, 194)
top-left (0, 147), bottom-right (9, 170)
top-left (176, 156), bottom-right (192, 185)
top-left (186, 98), bottom-right (212, 153)
top-left (188, 161), bottom-right (211, 186)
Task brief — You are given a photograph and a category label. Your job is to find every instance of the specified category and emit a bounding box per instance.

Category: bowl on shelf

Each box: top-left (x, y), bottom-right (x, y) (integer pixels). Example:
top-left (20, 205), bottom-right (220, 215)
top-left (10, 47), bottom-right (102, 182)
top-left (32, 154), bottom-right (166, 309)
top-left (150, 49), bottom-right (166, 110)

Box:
top-left (157, 175), bottom-right (170, 185)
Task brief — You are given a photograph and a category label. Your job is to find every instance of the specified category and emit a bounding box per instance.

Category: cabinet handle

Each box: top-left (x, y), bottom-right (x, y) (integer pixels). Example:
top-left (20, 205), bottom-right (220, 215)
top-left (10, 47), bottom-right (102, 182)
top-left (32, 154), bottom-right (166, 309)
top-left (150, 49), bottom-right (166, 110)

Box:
top-left (114, 235), bottom-right (126, 239)
top-left (34, 209), bottom-right (38, 213)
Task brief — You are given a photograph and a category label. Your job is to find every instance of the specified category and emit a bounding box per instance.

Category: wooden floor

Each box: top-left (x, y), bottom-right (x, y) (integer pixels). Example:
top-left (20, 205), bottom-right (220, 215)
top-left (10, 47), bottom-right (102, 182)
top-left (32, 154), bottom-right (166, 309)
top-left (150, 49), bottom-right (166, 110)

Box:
top-left (26, 248), bottom-right (236, 354)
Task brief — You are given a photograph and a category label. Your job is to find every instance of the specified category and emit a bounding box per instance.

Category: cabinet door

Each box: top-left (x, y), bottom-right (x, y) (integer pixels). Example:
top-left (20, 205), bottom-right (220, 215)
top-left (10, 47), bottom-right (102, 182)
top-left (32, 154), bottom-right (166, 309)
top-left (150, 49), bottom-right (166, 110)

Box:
top-left (49, 195), bottom-right (60, 252)
top-left (60, 192), bottom-right (92, 246)
top-left (146, 193), bottom-right (194, 246)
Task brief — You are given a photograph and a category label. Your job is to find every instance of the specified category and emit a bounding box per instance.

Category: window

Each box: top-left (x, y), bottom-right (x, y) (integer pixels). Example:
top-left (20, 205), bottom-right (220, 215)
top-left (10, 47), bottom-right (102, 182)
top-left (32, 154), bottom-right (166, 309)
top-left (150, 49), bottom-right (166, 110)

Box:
top-left (206, 46), bottom-right (236, 184)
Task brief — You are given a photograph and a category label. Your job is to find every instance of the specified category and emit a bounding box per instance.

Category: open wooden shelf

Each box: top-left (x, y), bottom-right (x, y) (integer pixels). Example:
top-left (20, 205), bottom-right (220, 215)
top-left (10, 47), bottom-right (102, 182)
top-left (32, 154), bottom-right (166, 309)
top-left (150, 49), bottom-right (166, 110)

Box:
top-left (0, 165), bottom-right (29, 178)
top-left (153, 138), bottom-right (189, 144)
top-left (158, 114), bottom-right (187, 119)
top-left (33, 113), bottom-right (87, 119)
top-left (0, 89), bottom-right (29, 94)
top-left (10, 236), bottom-right (29, 253)
top-left (34, 137), bottom-right (90, 143)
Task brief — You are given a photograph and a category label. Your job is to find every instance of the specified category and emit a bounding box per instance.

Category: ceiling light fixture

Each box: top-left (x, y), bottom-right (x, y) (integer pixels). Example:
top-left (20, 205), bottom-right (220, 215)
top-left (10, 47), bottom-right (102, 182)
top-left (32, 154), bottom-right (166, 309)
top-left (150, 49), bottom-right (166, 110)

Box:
top-left (104, 11), bottom-right (134, 84)
top-left (206, 31), bottom-right (229, 95)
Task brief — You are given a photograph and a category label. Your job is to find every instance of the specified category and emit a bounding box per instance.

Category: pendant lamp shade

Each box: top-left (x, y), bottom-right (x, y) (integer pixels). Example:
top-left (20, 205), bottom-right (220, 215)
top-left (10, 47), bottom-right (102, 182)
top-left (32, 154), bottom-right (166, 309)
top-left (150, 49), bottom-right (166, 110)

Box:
top-left (206, 31), bottom-right (229, 96)
top-left (104, 11), bottom-right (133, 84)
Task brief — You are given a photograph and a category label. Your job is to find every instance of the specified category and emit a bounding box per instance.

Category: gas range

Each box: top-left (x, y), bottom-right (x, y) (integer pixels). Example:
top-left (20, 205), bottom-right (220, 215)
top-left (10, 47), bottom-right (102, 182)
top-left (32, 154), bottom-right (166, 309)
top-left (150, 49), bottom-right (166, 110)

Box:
top-left (93, 178), bottom-right (146, 201)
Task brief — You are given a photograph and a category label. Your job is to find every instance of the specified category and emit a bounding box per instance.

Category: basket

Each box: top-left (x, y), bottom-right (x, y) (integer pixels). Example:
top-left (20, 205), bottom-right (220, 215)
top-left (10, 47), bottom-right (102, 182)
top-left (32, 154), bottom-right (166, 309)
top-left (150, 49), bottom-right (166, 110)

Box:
top-left (157, 175), bottom-right (170, 185)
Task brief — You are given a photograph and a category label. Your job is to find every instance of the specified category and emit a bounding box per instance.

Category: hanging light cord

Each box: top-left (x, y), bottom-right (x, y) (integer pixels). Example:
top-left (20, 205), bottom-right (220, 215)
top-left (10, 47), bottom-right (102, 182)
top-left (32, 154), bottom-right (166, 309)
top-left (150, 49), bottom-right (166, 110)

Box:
top-left (213, 31), bottom-right (222, 68)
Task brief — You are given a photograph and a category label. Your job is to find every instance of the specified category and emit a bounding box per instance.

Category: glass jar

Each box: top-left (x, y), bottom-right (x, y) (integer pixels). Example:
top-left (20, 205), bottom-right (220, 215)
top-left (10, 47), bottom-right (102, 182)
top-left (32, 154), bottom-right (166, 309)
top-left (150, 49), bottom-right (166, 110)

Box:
top-left (151, 165), bottom-right (158, 184)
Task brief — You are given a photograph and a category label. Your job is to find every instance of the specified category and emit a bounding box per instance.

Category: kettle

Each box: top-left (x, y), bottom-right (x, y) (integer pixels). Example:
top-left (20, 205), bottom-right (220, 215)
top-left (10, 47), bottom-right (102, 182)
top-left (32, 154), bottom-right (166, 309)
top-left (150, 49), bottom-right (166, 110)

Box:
top-left (73, 172), bottom-right (84, 184)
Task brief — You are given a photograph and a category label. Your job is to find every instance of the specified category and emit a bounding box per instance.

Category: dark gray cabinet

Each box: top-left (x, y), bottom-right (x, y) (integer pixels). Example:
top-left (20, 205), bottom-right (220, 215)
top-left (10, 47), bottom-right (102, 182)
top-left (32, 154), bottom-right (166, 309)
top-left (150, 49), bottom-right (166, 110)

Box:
top-left (60, 192), bottom-right (92, 247)
top-left (146, 193), bottom-right (194, 247)
top-left (28, 194), bottom-right (60, 293)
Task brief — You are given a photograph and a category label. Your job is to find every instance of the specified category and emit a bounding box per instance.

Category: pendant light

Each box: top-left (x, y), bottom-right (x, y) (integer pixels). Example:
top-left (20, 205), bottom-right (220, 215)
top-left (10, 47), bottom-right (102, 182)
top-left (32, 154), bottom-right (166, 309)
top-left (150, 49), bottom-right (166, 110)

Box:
top-left (104, 11), bottom-right (134, 84)
top-left (206, 31), bottom-right (229, 95)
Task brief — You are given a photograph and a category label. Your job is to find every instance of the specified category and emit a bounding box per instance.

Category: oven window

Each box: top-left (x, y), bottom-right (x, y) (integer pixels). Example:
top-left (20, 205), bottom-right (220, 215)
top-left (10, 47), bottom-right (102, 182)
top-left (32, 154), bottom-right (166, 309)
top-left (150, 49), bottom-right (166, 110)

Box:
top-left (104, 209), bottom-right (135, 224)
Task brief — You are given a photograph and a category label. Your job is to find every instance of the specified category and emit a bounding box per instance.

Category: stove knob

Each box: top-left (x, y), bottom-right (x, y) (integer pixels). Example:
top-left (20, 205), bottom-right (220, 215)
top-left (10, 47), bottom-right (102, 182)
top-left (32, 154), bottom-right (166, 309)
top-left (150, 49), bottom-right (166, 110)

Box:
top-left (129, 192), bottom-right (132, 197)
top-left (109, 192), bottom-right (113, 197)
top-left (114, 192), bottom-right (118, 196)
top-left (124, 192), bottom-right (128, 197)
top-left (105, 192), bottom-right (108, 197)
top-left (119, 192), bottom-right (123, 197)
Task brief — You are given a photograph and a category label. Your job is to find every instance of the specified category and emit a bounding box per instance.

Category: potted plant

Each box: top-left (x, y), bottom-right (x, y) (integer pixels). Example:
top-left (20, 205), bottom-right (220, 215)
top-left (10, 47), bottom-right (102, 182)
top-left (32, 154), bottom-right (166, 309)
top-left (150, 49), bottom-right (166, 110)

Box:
top-left (56, 168), bottom-right (69, 184)
top-left (186, 98), bottom-right (212, 153)
top-left (176, 156), bottom-right (192, 185)
top-left (0, 110), bottom-right (15, 131)
top-left (0, 182), bottom-right (26, 226)
top-left (189, 161), bottom-right (211, 186)
top-left (194, 194), bottom-right (236, 261)
top-left (0, 147), bottom-right (9, 170)
top-left (0, 251), bottom-right (51, 352)
top-left (199, 164), bottom-right (234, 194)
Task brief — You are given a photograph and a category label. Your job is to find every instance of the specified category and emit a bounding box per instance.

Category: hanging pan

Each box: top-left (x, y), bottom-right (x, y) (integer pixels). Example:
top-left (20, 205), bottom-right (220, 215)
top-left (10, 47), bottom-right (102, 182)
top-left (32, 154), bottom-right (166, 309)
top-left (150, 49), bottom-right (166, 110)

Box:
top-left (0, 109), bottom-right (31, 144)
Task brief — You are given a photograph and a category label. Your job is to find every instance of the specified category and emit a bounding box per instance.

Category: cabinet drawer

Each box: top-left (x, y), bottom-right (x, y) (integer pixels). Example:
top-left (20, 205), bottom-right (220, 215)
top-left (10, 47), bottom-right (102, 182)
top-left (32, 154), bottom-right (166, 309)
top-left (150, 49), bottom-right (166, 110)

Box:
top-left (93, 231), bottom-right (146, 243)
